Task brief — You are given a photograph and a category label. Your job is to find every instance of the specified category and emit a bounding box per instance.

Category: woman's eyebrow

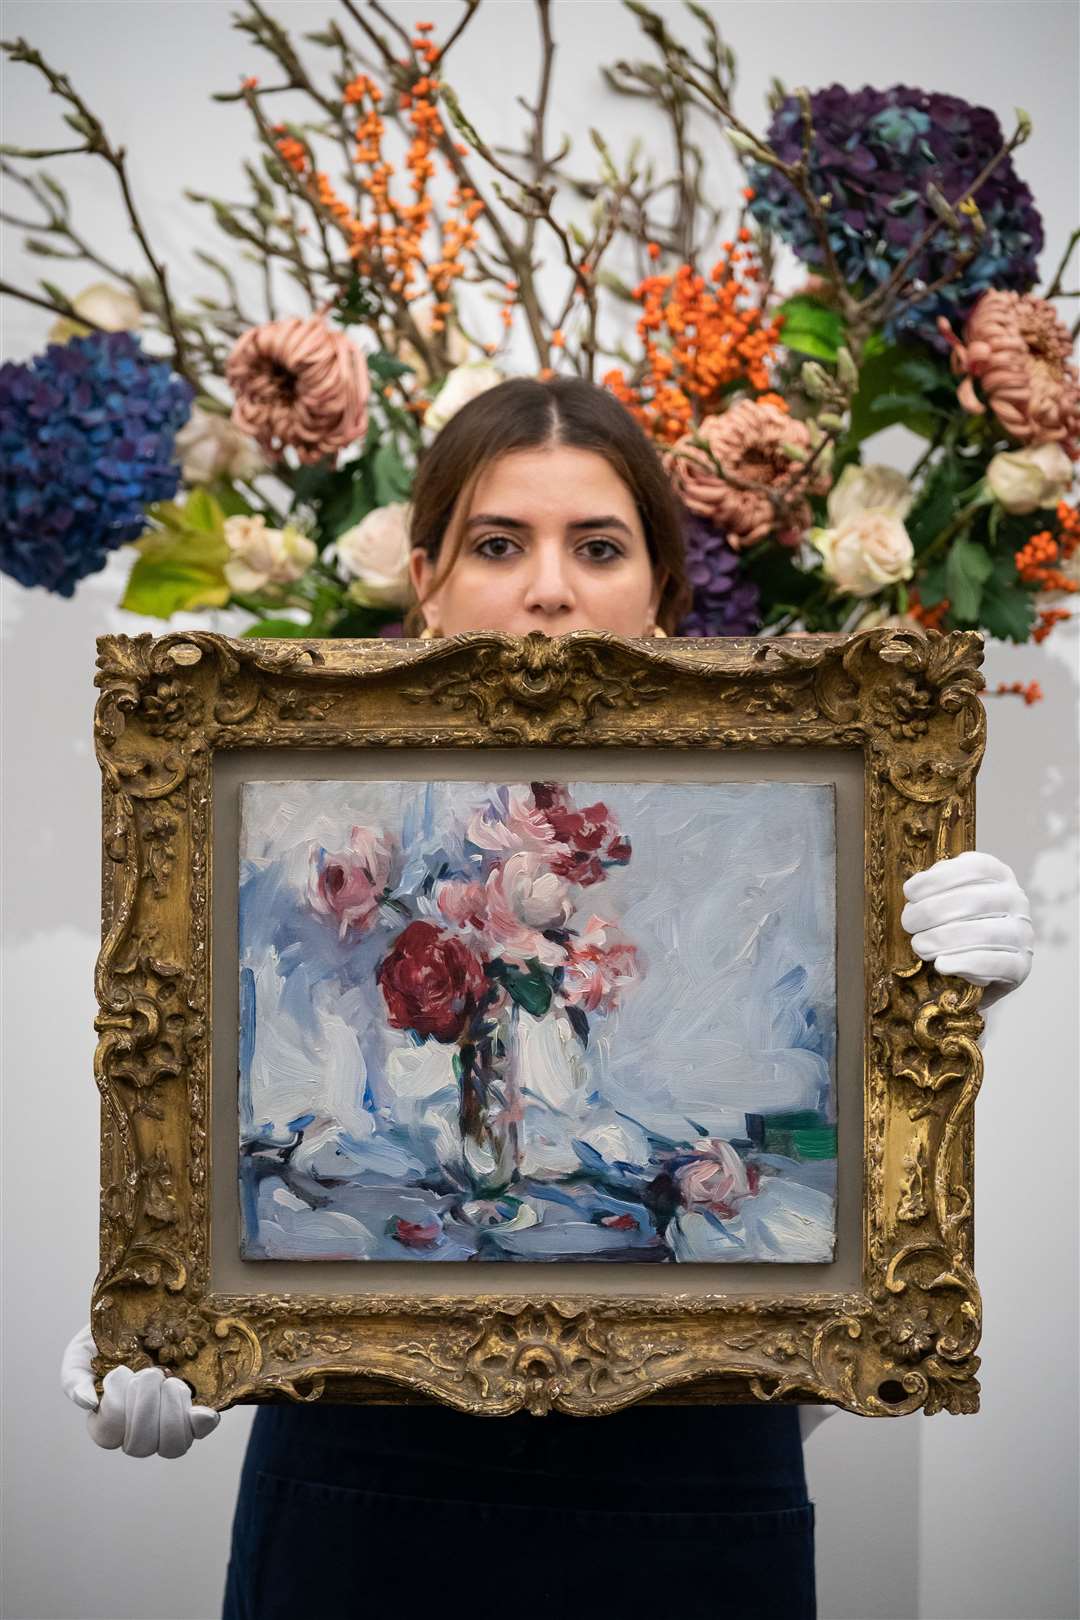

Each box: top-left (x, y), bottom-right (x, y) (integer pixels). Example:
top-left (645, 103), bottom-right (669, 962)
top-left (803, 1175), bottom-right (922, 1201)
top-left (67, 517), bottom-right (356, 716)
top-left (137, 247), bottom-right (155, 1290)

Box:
top-left (466, 513), bottom-right (633, 535)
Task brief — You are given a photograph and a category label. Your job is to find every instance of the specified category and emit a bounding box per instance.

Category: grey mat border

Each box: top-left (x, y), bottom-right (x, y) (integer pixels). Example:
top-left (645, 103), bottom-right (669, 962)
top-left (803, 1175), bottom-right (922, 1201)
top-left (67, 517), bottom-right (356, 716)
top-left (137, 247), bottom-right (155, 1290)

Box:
top-left (212, 747), bottom-right (864, 1297)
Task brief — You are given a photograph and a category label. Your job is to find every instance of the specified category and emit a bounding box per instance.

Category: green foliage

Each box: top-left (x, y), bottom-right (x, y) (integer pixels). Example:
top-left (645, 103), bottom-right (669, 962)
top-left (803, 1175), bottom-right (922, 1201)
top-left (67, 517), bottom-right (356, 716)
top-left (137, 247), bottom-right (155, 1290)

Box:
top-left (372, 440), bottom-right (414, 506)
top-left (487, 960), bottom-right (553, 1018)
top-left (367, 350), bottom-right (416, 380)
top-left (121, 490), bottom-right (231, 618)
top-left (978, 554), bottom-right (1036, 642)
top-left (847, 345), bottom-right (954, 445)
top-left (330, 602), bottom-right (399, 638)
top-left (906, 455), bottom-right (962, 553)
top-left (944, 535), bottom-right (994, 622)
top-left (776, 295), bottom-right (844, 361)
top-left (241, 618), bottom-right (312, 638)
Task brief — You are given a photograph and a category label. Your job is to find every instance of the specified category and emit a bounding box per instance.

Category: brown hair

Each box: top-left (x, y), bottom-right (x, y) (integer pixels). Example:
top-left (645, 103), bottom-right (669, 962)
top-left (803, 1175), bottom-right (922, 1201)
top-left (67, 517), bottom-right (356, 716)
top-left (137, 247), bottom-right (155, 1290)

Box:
top-left (403, 375), bottom-right (691, 634)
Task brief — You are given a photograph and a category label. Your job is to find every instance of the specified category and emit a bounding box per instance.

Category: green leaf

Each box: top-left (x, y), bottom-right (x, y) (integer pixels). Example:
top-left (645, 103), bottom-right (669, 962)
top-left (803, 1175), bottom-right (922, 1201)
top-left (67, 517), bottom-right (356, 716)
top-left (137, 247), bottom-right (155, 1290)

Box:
top-left (915, 560), bottom-right (948, 608)
top-left (944, 536), bottom-right (994, 623)
top-left (847, 344), bottom-right (952, 445)
top-left (488, 960), bottom-right (553, 1018)
top-left (978, 554), bottom-right (1036, 642)
top-left (367, 350), bottom-right (415, 381)
top-left (207, 481), bottom-right (255, 519)
top-left (776, 295), bottom-right (844, 361)
top-left (120, 524), bottom-right (230, 619)
top-left (868, 390), bottom-right (934, 417)
top-left (241, 618), bottom-right (312, 638)
top-left (330, 603), bottom-right (400, 638)
top-left (372, 441), bottom-right (414, 506)
top-left (907, 457), bottom-right (961, 553)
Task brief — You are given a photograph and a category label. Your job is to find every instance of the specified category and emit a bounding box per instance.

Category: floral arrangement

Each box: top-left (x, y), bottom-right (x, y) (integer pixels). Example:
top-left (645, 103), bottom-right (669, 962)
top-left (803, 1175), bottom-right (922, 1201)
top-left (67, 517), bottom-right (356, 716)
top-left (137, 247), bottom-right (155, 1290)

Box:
top-left (309, 780), bottom-right (638, 1205)
top-left (2, 3), bottom-right (1078, 697)
top-left (262, 775), bottom-right (823, 1261)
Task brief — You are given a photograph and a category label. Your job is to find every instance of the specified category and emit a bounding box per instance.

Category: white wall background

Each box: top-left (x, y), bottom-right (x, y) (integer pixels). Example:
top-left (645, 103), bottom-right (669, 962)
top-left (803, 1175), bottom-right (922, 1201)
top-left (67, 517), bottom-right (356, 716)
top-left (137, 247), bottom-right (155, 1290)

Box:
top-left (2, 5), bottom-right (1077, 1618)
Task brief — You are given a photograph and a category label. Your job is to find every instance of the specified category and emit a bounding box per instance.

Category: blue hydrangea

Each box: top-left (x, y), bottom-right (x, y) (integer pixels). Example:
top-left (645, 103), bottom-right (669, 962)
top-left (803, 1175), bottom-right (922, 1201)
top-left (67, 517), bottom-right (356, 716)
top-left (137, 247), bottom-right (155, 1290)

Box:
top-left (0, 330), bottom-right (194, 595)
top-left (746, 85), bottom-right (1044, 345)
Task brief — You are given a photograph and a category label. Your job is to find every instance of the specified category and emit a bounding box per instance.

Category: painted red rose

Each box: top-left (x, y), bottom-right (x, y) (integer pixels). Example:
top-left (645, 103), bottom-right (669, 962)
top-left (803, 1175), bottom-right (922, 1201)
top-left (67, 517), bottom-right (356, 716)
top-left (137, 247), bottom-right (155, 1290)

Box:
top-left (376, 919), bottom-right (489, 1043)
top-left (530, 782), bottom-right (630, 886)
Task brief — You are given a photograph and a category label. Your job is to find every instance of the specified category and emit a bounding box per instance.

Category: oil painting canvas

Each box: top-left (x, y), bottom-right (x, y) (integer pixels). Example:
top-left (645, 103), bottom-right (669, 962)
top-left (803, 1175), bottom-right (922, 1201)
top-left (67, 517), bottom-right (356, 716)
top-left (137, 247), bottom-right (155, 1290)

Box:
top-left (237, 779), bottom-right (837, 1264)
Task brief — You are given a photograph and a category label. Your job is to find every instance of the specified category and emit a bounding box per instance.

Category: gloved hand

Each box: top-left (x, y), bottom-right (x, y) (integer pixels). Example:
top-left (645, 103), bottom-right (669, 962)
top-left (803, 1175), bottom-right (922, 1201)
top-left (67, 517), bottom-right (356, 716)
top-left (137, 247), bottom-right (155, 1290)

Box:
top-left (901, 851), bottom-right (1033, 1008)
top-left (61, 1323), bottom-right (221, 1458)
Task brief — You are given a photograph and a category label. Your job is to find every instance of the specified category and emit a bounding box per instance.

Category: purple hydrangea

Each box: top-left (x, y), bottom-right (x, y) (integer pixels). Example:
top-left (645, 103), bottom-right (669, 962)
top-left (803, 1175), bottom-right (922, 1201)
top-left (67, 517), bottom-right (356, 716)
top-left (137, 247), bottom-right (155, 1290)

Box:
top-left (676, 513), bottom-right (762, 637)
top-left (0, 330), bottom-right (193, 595)
top-left (746, 85), bottom-right (1044, 344)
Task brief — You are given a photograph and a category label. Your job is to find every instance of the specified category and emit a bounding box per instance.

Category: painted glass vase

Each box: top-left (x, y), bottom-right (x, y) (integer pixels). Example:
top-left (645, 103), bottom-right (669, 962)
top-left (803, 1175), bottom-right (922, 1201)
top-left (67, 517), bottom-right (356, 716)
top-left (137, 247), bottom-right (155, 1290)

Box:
top-left (455, 1001), bottom-right (523, 1195)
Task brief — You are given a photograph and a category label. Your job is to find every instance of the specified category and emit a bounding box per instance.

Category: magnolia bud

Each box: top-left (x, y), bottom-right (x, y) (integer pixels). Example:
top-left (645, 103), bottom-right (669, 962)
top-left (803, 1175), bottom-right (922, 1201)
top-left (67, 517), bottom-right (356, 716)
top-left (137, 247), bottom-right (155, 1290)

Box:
top-left (800, 361), bottom-right (830, 399)
top-left (835, 345), bottom-right (858, 392)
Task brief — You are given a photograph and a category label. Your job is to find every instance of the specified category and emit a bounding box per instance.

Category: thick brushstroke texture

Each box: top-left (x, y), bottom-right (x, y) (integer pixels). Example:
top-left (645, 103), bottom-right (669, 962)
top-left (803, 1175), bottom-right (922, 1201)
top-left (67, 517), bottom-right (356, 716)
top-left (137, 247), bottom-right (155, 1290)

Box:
top-left (238, 780), bottom-right (837, 1263)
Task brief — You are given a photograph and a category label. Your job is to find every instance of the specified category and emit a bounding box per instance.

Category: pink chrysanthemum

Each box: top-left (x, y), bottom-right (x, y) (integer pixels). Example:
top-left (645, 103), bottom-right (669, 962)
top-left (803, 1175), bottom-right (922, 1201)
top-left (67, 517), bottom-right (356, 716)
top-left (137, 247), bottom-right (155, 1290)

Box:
top-left (226, 314), bottom-right (370, 464)
top-left (938, 291), bottom-right (1080, 458)
top-left (662, 400), bottom-right (830, 548)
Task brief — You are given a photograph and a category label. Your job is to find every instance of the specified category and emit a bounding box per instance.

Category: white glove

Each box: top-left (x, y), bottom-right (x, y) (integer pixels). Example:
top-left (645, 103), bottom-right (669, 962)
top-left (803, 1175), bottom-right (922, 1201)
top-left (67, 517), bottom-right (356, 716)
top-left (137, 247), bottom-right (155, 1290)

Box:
top-left (901, 851), bottom-right (1033, 1008)
top-left (60, 1323), bottom-right (220, 1458)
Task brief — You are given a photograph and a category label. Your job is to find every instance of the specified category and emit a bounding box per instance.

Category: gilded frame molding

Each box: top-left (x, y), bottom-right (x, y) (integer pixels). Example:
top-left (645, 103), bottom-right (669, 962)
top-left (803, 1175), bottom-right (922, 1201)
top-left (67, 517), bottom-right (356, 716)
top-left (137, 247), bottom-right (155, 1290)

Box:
top-left (91, 627), bottom-right (986, 1417)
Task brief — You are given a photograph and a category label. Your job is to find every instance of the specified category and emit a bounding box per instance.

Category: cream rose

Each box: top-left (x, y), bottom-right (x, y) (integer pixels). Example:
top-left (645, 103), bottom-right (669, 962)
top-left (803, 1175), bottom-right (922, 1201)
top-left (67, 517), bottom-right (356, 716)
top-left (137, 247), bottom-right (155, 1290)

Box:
top-left (223, 514), bottom-right (316, 594)
top-left (174, 405), bottom-right (266, 485)
top-left (329, 502), bottom-right (413, 609)
top-left (812, 510), bottom-right (915, 597)
top-left (48, 280), bottom-right (143, 343)
top-left (424, 362), bottom-right (504, 432)
top-left (986, 443), bottom-right (1074, 515)
top-left (826, 462), bottom-right (914, 526)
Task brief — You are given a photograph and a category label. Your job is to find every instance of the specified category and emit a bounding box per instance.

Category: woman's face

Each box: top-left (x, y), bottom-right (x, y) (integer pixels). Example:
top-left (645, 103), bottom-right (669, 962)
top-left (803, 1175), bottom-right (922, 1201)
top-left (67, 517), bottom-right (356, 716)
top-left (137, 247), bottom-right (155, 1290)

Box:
top-left (409, 446), bottom-right (663, 636)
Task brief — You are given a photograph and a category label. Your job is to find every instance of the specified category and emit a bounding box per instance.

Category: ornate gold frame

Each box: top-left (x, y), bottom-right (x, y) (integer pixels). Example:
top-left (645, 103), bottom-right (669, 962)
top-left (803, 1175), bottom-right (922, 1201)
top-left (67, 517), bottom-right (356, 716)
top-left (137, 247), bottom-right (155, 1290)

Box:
top-left (92, 627), bottom-right (986, 1417)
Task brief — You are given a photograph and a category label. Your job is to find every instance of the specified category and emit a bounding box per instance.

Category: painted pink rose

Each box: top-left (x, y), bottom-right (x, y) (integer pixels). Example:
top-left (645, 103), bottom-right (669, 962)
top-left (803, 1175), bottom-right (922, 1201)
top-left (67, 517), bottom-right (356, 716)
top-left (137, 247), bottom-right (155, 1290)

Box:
top-left (308, 825), bottom-right (396, 938)
top-left (484, 853), bottom-right (570, 970)
top-left (433, 879), bottom-right (489, 932)
top-left (675, 1139), bottom-right (761, 1219)
top-left (465, 785), bottom-right (563, 863)
top-left (559, 915), bottom-right (639, 1014)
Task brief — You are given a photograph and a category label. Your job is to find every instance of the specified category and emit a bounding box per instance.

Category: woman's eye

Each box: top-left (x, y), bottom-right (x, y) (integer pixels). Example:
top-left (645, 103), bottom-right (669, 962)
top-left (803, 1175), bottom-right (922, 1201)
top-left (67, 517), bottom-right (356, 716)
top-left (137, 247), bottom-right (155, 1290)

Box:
top-left (475, 534), bottom-right (520, 558)
top-left (579, 538), bottom-right (623, 562)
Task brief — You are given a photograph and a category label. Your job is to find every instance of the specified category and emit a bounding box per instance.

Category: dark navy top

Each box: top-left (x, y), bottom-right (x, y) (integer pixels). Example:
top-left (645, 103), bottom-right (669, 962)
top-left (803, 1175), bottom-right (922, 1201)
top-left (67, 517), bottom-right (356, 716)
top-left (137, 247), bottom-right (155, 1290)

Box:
top-left (223, 1401), bottom-right (815, 1619)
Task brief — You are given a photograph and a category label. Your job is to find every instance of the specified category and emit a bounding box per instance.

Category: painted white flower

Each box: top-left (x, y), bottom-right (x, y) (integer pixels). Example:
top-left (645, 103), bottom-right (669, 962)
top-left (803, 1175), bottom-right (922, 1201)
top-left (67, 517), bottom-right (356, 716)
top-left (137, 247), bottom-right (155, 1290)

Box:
top-left (223, 514), bottom-right (316, 594)
top-left (48, 280), bottom-right (143, 343)
top-left (825, 462), bottom-right (915, 526)
top-left (173, 405), bottom-right (266, 485)
top-left (424, 362), bottom-right (504, 432)
top-left (986, 443), bottom-right (1074, 515)
top-left (329, 502), bottom-right (413, 609)
top-left (812, 510), bottom-right (915, 597)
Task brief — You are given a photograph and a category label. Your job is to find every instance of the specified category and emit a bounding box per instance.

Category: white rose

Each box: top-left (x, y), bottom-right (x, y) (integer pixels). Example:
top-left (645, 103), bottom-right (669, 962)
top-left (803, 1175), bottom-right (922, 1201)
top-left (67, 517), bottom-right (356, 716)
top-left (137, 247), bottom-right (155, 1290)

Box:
top-left (423, 362), bottom-right (504, 432)
top-left (174, 405), bottom-right (266, 485)
top-left (329, 502), bottom-right (414, 609)
top-left (826, 462), bottom-right (915, 526)
top-left (223, 514), bottom-right (316, 595)
top-left (987, 443), bottom-right (1074, 515)
top-left (812, 510), bottom-right (915, 597)
top-left (48, 280), bottom-right (143, 343)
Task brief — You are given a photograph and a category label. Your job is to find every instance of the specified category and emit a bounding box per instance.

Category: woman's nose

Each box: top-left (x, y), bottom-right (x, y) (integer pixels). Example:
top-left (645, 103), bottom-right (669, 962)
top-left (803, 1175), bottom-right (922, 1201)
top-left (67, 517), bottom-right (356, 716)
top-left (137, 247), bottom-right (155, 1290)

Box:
top-left (521, 541), bottom-right (576, 615)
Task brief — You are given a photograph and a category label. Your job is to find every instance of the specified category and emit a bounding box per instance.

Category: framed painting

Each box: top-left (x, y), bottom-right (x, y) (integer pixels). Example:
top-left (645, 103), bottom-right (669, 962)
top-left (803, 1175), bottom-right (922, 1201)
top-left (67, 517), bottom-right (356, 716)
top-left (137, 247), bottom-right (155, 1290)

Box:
top-left (91, 627), bottom-right (987, 1417)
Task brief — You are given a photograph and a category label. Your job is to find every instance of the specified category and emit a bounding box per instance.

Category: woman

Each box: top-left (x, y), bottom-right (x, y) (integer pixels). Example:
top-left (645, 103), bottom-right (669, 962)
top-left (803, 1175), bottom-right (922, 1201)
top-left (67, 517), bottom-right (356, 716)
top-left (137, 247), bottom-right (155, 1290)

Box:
top-left (62, 377), bottom-right (1033, 1620)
